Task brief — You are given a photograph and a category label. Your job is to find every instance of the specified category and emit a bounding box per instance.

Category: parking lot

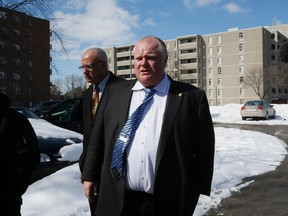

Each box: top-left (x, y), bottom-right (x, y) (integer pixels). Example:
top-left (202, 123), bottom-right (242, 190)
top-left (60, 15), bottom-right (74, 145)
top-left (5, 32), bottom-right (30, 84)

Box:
top-left (206, 123), bottom-right (288, 215)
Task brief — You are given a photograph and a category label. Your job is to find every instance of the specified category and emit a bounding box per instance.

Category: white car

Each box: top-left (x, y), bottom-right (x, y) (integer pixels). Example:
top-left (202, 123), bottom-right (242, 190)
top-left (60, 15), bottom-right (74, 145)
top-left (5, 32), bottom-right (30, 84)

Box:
top-left (240, 100), bottom-right (276, 120)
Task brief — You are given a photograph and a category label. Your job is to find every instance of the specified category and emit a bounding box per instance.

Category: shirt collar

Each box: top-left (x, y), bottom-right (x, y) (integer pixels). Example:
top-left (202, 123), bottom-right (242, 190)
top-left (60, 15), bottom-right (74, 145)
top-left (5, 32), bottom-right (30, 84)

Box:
top-left (132, 74), bottom-right (170, 94)
top-left (94, 73), bottom-right (110, 92)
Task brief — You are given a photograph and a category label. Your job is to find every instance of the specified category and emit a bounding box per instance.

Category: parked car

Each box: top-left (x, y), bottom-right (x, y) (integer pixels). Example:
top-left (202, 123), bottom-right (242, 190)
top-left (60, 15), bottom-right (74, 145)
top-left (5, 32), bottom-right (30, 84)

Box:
top-left (13, 107), bottom-right (83, 163)
top-left (42, 98), bottom-right (83, 134)
top-left (240, 100), bottom-right (276, 120)
top-left (31, 100), bottom-right (61, 117)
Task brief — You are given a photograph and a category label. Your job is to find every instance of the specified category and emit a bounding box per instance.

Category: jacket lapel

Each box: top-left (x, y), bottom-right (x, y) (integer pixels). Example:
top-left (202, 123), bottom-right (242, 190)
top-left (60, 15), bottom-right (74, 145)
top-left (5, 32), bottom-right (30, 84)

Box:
top-left (155, 80), bottom-right (184, 174)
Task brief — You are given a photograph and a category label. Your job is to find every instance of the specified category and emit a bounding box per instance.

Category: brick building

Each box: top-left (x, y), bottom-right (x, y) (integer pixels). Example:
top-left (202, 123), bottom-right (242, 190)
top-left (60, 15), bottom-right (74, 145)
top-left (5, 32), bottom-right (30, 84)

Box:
top-left (0, 7), bottom-right (50, 107)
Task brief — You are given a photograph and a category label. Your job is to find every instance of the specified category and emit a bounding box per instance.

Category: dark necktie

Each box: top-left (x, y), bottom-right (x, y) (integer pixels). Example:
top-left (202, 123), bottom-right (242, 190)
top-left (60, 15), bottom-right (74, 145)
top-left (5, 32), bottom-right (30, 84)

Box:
top-left (110, 88), bottom-right (156, 181)
top-left (91, 87), bottom-right (99, 118)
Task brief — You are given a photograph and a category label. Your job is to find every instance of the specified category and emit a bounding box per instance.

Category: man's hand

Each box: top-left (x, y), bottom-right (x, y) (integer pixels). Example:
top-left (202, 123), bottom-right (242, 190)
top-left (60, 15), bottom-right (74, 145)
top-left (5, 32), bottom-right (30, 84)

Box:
top-left (83, 181), bottom-right (98, 202)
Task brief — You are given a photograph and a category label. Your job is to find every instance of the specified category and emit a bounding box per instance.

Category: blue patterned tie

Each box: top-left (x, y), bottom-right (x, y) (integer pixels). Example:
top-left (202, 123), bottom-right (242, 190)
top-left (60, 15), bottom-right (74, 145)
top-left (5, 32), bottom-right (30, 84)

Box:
top-left (110, 88), bottom-right (156, 181)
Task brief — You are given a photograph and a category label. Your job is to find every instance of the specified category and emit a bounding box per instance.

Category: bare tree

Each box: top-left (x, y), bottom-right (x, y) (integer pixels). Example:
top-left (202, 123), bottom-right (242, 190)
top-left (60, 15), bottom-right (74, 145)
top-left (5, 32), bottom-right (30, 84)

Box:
top-left (61, 74), bottom-right (86, 98)
top-left (244, 66), bottom-right (268, 99)
top-left (166, 48), bottom-right (178, 80)
top-left (245, 64), bottom-right (288, 100)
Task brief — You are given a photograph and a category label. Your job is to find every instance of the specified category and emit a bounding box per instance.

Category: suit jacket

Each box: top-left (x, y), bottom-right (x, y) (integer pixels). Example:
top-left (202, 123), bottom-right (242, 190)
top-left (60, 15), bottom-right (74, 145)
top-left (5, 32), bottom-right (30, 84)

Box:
top-left (82, 76), bottom-right (215, 216)
top-left (78, 72), bottom-right (121, 173)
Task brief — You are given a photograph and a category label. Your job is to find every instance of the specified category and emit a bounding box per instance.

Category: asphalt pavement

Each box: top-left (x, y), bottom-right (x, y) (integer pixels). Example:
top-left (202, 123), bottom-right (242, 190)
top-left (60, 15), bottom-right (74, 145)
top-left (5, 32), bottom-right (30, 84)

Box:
top-left (205, 123), bottom-right (288, 216)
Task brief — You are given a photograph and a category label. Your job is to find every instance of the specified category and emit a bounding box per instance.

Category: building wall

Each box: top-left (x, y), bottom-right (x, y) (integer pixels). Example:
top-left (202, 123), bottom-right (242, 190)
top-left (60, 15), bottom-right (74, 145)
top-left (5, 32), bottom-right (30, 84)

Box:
top-left (103, 24), bottom-right (288, 105)
top-left (0, 7), bottom-right (50, 107)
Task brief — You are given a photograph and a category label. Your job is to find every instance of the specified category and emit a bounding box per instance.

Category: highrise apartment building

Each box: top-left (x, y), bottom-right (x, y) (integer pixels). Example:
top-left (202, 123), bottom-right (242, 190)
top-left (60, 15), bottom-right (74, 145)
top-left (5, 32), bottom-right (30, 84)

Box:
top-left (0, 7), bottom-right (50, 107)
top-left (104, 24), bottom-right (288, 105)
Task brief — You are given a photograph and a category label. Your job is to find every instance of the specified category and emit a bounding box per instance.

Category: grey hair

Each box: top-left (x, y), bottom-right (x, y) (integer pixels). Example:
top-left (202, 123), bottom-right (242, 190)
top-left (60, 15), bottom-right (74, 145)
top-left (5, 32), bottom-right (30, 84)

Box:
top-left (83, 47), bottom-right (108, 63)
top-left (134, 35), bottom-right (168, 58)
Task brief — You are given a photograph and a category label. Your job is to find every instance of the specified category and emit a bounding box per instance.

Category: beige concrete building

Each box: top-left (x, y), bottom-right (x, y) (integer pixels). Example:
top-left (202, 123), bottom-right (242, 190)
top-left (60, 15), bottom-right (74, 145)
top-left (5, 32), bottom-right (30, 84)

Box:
top-left (104, 24), bottom-right (288, 105)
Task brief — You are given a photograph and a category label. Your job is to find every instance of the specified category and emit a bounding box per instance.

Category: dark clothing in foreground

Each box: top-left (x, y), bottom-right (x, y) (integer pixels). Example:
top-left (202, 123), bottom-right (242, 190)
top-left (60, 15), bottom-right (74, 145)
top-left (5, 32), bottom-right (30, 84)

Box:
top-left (0, 93), bottom-right (40, 216)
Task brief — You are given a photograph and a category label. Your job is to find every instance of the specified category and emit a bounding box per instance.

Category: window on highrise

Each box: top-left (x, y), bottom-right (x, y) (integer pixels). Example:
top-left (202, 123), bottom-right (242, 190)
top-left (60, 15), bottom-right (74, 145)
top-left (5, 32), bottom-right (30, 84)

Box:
top-left (14, 83), bottom-right (21, 95)
top-left (217, 78), bottom-right (222, 85)
top-left (239, 66), bottom-right (244, 73)
top-left (217, 46), bottom-right (221, 55)
top-left (217, 36), bottom-right (221, 43)
top-left (239, 43), bottom-right (243, 52)
top-left (217, 67), bottom-right (221, 74)
top-left (217, 58), bottom-right (221, 65)
top-left (0, 71), bottom-right (7, 79)
top-left (239, 32), bottom-right (243, 40)
top-left (240, 77), bottom-right (244, 84)
top-left (208, 37), bottom-right (212, 45)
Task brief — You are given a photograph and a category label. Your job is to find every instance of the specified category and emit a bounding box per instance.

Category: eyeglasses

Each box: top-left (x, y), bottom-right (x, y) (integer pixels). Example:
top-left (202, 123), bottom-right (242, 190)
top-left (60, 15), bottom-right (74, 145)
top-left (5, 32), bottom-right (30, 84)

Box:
top-left (78, 61), bottom-right (102, 70)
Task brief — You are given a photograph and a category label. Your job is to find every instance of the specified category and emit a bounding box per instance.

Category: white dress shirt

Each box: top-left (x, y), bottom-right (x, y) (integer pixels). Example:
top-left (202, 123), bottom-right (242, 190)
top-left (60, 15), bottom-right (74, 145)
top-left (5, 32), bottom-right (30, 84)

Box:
top-left (125, 74), bottom-right (170, 194)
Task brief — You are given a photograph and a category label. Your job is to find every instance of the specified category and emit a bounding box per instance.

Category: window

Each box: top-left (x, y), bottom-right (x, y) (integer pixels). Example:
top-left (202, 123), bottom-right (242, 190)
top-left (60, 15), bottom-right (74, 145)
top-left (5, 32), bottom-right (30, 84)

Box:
top-left (239, 66), bottom-right (244, 73)
top-left (217, 58), bottom-right (221, 65)
top-left (272, 88), bottom-right (276, 94)
top-left (13, 15), bottom-right (20, 22)
top-left (208, 58), bottom-right (213, 66)
top-left (209, 89), bottom-right (213, 97)
top-left (209, 68), bottom-right (213, 75)
top-left (13, 43), bottom-right (21, 50)
top-left (217, 78), bottom-right (222, 85)
top-left (239, 32), bottom-right (243, 39)
top-left (166, 43), bottom-right (169, 49)
top-left (208, 37), bottom-right (212, 45)
top-left (217, 88), bottom-right (222, 96)
top-left (217, 36), bottom-right (221, 44)
top-left (0, 71), bottom-right (7, 79)
top-left (28, 61), bottom-right (32, 66)
top-left (13, 73), bottom-right (21, 80)
top-left (217, 46), bottom-right (221, 55)
top-left (14, 83), bottom-right (21, 95)
top-left (0, 57), bottom-right (7, 64)
top-left (209, 79), bottom-right (212, 86)
top-left (28, 74), bottom-right (32, 80)
top-left (217, 67), bottom-right (221, 74)
top-left (240, 88), bottom-right (244, 95)
top-left (239, 55), bottom-right (244, 63)
top-left (13, 59), bottom-right (21, 65)
top-left (0, 41), bottom-right (6, 48)
top-left (13, 29), bottom-right (21, 37)
top-left (0, 27), bottom-right (7, 34)
top-left (239, 43), bottom-right (243, 52)
top-left (0, 12), bottom-right (7, 19)
top-left (208, 47), bottom-right (212, 55)
top-left (0, 86), bottom-right (6, 94)
top-left (240, 77), bottom-right (244, 84)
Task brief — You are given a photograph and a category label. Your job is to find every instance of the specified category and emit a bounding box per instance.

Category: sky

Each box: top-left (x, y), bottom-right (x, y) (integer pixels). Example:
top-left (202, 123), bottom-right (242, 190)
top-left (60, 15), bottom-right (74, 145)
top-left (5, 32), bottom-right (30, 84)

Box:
top-left (21, 103), bottom-right (288, 216)
top-left (50, 0), bottom-right (288, 81)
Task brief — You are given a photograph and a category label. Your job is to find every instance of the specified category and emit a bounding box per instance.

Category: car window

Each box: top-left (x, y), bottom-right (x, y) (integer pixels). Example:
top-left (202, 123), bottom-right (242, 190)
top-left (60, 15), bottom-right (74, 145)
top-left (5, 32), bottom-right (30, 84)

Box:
top-left (50, 103), bottom-right (74, 121)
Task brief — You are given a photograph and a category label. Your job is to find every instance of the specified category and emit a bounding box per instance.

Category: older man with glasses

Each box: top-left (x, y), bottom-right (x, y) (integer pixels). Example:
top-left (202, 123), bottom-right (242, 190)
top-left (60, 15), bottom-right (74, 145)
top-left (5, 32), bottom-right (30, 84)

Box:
top-left (78, 47), bottom-right (123, 216)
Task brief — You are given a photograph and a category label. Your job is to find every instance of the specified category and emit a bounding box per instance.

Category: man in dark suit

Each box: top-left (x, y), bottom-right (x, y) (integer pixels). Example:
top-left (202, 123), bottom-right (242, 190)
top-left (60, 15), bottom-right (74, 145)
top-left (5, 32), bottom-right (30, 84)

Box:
top-left (82, 36), bottom-right (215, 216)
top-left (78, 47), bottom-right (121, 216)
